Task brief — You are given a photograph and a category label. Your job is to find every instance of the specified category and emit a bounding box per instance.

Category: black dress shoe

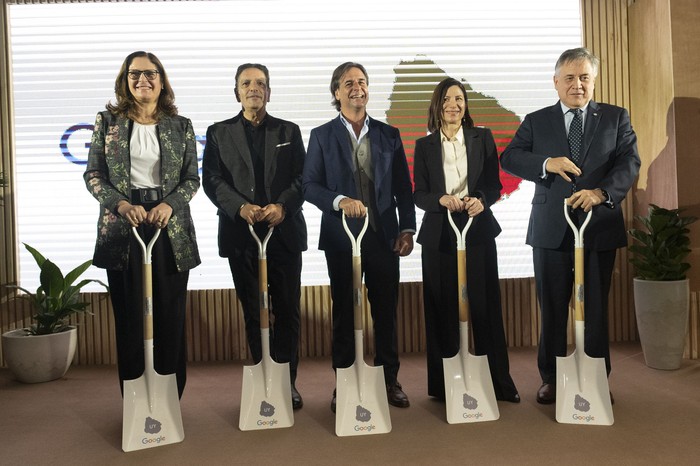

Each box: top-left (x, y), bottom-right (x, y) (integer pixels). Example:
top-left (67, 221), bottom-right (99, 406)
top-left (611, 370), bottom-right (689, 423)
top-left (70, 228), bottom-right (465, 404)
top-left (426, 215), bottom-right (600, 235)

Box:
top-left (291, 385), bottom-right (303, 410)
top-left (331, 389), bottom-right (336, 413)
top-left (386, 381), bottom-right (410, 408)
top-left (497, 392), bottom-right (521, 403)
top-left (536, 383), bottom-right (556, 404)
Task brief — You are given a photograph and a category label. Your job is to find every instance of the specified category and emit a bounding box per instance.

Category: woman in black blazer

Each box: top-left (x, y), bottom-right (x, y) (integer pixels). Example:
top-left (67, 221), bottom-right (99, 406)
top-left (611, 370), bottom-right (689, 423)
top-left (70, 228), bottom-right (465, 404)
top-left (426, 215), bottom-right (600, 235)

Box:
top-left (413, 77), bottom-right (519, 402)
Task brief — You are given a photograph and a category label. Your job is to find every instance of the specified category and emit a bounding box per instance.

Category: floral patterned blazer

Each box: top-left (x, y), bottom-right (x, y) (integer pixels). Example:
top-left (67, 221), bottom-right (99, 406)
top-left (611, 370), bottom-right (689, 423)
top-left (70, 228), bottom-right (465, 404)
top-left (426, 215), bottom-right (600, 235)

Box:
top-left (84, 111), bottom-right (201, 272)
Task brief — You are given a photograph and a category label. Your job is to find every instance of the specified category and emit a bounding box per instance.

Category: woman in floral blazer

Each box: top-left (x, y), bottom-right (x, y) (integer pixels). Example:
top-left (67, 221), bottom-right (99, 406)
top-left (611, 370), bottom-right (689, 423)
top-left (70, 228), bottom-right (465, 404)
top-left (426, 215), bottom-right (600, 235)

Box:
top-left (84, 51), bottom-right (200, 397)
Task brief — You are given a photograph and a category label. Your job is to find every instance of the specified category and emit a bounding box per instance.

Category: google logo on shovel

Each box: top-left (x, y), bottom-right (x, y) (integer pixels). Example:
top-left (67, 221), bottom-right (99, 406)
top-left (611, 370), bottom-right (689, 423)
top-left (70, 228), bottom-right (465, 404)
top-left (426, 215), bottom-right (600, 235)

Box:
top-left (141, 436), bottom-right (166, 444)
top-left (354, 424), bottom-right (376, 432)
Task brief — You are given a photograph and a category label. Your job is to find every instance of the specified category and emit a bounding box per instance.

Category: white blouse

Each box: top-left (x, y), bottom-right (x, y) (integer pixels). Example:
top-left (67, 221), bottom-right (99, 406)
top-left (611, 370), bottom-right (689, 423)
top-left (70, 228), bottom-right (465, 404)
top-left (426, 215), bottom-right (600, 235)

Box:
top-left (130, 122), bottom-right (161, 188)
top-left (441, 127), bottom-right (469, 198)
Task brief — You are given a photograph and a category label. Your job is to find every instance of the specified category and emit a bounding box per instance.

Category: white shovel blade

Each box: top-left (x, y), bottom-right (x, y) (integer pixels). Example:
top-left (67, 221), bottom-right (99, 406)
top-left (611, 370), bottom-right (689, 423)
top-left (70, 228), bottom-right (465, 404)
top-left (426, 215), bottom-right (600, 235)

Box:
top-left (442, 350), bottom-right (500, 424)
top-left (239, 357), bottom-right (293, 431)
top-left (556, 349), bottom-right (614, 426)
top-left (335, 362), bottom-right (392, 436)
top-left (122, 368), bottom-right (184, 452)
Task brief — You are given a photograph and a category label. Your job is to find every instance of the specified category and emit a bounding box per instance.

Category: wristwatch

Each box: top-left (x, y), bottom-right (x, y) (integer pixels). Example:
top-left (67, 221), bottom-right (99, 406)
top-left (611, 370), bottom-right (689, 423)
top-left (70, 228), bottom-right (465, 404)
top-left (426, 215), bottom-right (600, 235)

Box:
top-left (599, 189), bottom-right (614, 209)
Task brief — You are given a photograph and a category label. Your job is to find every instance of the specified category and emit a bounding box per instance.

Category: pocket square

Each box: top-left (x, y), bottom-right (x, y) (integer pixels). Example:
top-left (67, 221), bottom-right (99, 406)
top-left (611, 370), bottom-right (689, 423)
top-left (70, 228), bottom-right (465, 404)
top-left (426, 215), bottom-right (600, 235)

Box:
top-left (276, 142), bottom-right (291, 148)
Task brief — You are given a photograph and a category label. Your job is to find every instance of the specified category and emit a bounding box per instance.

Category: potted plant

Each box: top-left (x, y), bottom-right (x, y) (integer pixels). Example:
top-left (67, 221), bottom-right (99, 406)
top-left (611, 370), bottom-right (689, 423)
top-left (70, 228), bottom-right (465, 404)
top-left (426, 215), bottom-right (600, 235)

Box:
top-left (628, 204), bottom-right (698, 370)
top-left (2, 243), bottom-right (108, 383)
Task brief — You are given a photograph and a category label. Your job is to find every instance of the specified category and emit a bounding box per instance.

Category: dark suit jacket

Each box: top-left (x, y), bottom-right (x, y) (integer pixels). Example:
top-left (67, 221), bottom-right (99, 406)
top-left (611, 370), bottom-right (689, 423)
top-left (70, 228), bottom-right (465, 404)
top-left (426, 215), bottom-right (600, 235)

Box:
top-left (413, 126), bottom-right (502, 251)
top-left (302, 115), bottom-right (416, 251)
top-left (202, 112), bottom-right (307, 256)
top-left (500, 101), bottom-right (640, 251)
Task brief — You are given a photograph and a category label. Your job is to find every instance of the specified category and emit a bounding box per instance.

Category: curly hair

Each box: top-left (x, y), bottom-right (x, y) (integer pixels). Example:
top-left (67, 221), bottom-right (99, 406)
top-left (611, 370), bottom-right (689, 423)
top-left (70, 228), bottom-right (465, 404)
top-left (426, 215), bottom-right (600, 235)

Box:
top-left (106, 51), bottom-right (178, 119)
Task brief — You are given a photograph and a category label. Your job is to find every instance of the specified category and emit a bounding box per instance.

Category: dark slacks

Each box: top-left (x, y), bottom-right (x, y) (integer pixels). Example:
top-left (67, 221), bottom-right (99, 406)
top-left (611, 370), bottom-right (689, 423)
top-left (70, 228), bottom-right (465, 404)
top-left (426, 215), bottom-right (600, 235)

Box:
top-left (422, 238), bottom-right (517, 400)
top-left (324, 228), bottom-right (400, 385)
top-left (228, 239), bottom-right (302, 383)
top-left (533, 234), bottom-right (616, 384)
top-left (107, 224), bottom-right (189, 398)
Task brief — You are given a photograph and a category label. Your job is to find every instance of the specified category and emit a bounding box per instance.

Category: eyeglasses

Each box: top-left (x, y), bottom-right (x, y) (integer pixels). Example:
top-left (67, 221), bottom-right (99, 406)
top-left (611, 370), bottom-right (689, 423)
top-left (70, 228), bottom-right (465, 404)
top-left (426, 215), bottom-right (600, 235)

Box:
top-left (127, 69), bottom-right (160, 81)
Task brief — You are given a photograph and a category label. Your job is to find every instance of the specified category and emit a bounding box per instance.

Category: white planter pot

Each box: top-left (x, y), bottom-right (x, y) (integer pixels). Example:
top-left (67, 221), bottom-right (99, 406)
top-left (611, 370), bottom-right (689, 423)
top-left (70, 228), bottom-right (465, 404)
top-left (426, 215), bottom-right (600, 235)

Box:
top-left (633, 278), bottom-right (689, 370)
top-left (1, 327), bottom-right (78, 383)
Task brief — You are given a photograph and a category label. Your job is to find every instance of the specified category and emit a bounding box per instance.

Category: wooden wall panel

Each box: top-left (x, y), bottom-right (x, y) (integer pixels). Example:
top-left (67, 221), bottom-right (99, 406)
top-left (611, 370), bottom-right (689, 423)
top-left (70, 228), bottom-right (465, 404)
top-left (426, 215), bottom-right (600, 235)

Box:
top-left (3, 273), bottom-right (661, 367)
top-left (580, 0), bottom-right (640, 348)
top-left (3, 278), bottom-right (697, 366)
top-left (0, 282), bottom-right (510, 366)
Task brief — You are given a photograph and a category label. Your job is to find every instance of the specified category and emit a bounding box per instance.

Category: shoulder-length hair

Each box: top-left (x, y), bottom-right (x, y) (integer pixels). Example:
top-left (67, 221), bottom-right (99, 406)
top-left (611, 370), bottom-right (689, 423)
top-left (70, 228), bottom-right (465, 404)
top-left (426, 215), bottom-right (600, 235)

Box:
top-left (427, 77), bottom-right (474, 134)
top-left (106, 51), bottom-right (178, 118)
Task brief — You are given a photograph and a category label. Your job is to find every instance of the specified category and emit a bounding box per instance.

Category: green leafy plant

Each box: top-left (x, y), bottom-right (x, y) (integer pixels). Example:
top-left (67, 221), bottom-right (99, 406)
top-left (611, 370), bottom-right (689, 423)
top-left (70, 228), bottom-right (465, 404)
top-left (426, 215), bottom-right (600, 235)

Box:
top-left (628, 204), bottom-right (698, 281)
top-left (5, 244), bottom-right (108, 335)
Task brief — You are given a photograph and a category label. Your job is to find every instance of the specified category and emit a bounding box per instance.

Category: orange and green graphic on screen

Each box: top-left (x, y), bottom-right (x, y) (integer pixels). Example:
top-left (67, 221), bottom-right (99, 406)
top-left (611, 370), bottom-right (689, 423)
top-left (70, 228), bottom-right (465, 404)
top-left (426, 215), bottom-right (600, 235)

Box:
top-left (387, 57), bottom-right (522, 199)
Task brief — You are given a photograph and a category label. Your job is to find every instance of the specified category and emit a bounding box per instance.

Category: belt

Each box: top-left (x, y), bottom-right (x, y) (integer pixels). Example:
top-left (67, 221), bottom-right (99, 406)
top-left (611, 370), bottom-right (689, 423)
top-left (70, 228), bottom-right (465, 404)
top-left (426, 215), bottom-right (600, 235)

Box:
top-left (131, 188), bottom-right (162, 204)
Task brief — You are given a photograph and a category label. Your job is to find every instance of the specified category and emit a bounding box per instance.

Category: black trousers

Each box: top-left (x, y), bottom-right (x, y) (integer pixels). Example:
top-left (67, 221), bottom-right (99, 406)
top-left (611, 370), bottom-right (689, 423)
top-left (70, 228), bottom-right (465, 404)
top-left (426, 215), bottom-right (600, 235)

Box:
top-left (228, 241), bottom-right (302, 383)
top-left (324, 228), bottom-right (400, 385)
top-left (422, 238), bottom-right (517, 400)
top-left (533, 236), bottom-right (616, 384)
top-left (107, 224), bottom-right (189, 398)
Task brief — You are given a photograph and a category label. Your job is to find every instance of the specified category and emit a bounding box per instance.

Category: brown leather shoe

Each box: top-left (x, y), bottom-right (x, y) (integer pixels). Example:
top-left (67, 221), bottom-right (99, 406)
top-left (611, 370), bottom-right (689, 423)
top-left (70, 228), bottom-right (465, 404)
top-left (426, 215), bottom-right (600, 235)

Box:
top-left (536, 383), bottom-right (556, 404)
top-left (291, 385), bottom-right (303, 410)
top-left (386, 381), bottom-right (410, 408)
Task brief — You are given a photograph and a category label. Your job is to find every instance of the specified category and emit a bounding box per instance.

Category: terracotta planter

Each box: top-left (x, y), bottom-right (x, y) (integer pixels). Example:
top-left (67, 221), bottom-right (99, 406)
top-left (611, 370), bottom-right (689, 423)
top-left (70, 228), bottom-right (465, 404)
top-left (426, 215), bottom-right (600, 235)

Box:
top-left (633, 278), bottom-right (689, 370)
top-left (1, 327), bottom-right (77, 383)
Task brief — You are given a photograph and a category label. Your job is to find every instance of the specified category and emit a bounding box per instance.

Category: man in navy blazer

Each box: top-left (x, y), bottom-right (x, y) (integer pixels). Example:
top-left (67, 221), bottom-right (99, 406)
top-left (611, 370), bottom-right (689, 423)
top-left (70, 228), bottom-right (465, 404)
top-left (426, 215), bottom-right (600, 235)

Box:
top-left (303, 62), bottom-right (416, 411)
top-left (500, 48), bottom-right (640, 404)
top-left (202, 63), bottom-right (307, 409)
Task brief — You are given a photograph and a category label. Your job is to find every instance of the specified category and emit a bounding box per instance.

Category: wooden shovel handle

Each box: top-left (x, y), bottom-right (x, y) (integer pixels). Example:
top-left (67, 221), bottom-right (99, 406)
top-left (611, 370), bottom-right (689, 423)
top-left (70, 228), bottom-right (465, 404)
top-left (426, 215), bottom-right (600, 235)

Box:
top-left (342, 212), bottom-right (369, 331)
top-left (248, 225), bottom-right (274, 330)
top-left (457, 249), bottom-right (469, 323)
top-left (574, 247), bottom-right (584, 322)
top-left (563, 200), bottom-right (592, 323)
top-left (352, 256), bottom-right (363, 330)
top-left (447, 213), bottom-right (473, 324)
top-left (259, 257), bottom-right (269, 329)
top-left (132, 227), bottom-right (161, 340)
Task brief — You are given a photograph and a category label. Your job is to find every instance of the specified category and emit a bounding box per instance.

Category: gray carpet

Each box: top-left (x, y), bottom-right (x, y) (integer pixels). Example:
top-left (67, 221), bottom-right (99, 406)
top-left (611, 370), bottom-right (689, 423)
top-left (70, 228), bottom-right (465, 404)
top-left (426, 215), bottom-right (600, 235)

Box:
top-left (1, 343), bottom-right (699, 465)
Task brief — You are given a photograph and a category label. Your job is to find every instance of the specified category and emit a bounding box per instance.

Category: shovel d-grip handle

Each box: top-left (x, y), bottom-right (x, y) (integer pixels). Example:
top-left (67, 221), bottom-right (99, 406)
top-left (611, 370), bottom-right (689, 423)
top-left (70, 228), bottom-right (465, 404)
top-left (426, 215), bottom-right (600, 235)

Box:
top-left (342, 210), bottom-right (369, 331)
top-left (249, 224), bottom-right (274, 330)
top-left (447, 212), bottom-right (474, 323)
top-left (563, 200), bottom-right (593, 323)
top-left (132, 227), bottom-right (161, 340)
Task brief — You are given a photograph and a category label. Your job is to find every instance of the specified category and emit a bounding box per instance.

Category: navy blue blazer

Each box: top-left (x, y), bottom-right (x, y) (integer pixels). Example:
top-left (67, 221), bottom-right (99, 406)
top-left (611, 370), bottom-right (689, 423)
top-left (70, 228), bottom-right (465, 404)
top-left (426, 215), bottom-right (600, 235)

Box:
top-left (500, 100), bottom-right (640, 251)
top-left (302, 115), bottom-right (416, 251)
top-left (413, 126), bottom-right (502, 250)
top-left (202, 112), bottom-right (308, 257)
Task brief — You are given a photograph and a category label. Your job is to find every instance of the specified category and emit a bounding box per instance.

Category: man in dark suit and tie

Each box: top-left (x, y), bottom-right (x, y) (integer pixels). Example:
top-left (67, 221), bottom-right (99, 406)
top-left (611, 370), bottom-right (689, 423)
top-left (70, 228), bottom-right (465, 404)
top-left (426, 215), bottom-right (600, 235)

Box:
top-left (202, 63), bottom-right (307, 409)
top-left (303, 62), bottom-right (416, 412)
top-left (500, 48), bottom-right (640, 404)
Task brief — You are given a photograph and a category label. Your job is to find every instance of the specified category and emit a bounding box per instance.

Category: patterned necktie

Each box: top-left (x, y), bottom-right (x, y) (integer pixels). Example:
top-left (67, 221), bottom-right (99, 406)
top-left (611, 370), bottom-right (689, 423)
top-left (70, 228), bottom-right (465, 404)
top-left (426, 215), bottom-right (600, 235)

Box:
top-left (568, 108), bottom-right (583, 163)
